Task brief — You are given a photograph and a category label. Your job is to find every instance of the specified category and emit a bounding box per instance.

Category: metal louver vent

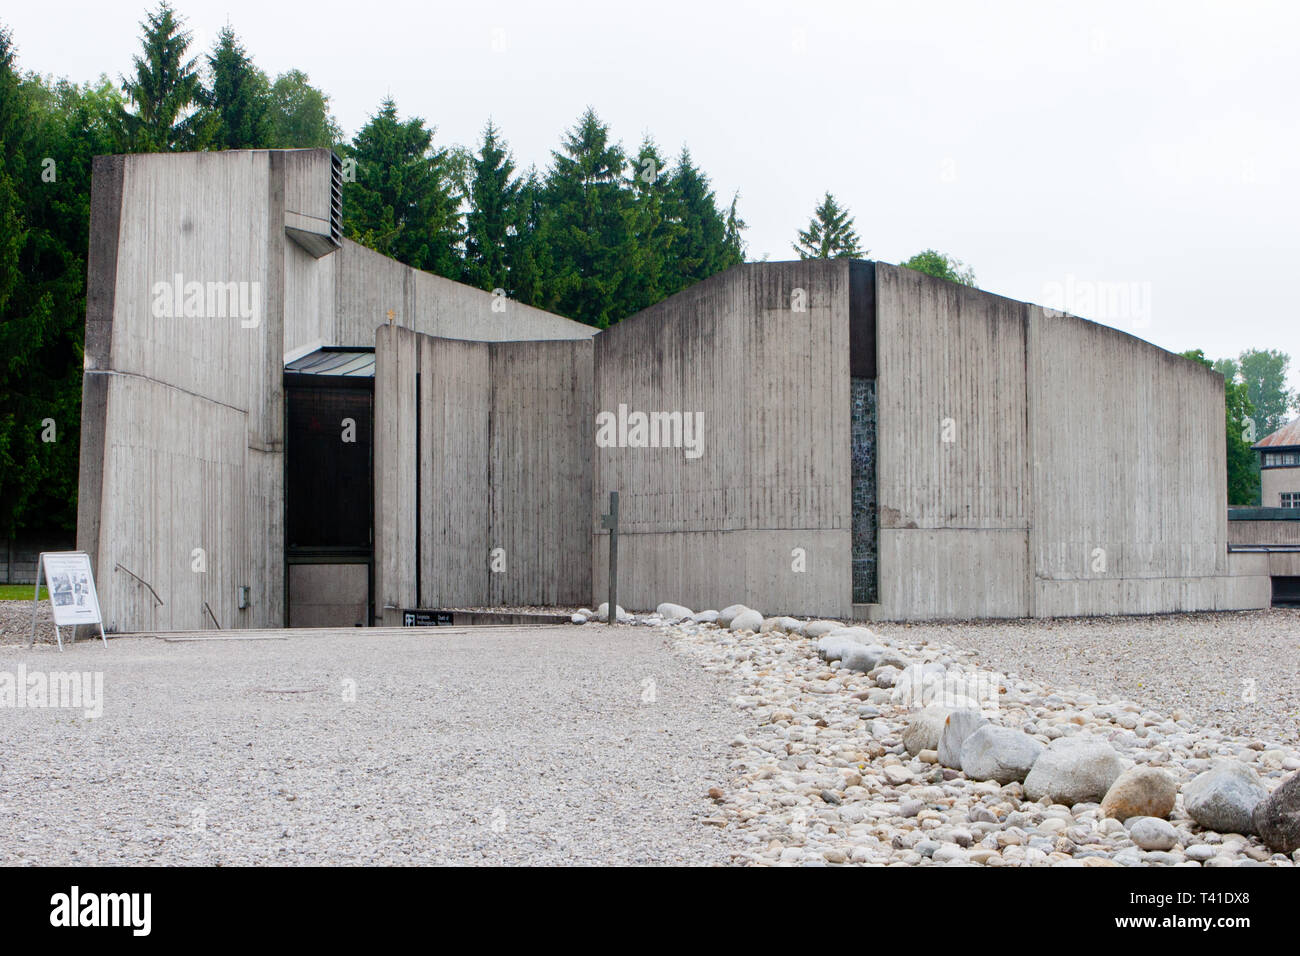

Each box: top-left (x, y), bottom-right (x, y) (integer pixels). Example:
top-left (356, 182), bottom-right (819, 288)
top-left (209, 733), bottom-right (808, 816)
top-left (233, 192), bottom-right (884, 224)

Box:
top-left (329, 152), bottom-right (343, 247)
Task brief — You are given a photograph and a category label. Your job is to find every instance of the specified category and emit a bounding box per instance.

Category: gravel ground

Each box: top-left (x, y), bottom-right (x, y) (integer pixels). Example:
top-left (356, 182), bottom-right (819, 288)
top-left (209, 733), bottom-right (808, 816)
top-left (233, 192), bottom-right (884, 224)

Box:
top-left (869, 610), bottom-right (1300, 744)
top-left (0, 597), bottom-right (59, 646)
top-left (0, 625), bottom-right (745, 865)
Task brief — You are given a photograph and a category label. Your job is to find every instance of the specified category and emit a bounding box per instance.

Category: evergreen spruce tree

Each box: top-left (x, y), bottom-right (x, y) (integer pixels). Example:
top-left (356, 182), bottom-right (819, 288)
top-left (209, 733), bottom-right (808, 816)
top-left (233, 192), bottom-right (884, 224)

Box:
top-left (624, 137), bottom-right (677, 314)
top-left (118, 2), bottom-right (201, 151)
top-left (507, 168), bottom-right (550, 308)
top-left (539, 108), bottom-right (638, 327)
top-left (665, 149), bottom-right (740, 295)
top-left (343, 97), bottom-right (462, 278)
top-left (793, 192), bottom-right (864, 259)
top-left (723, 191), bottom-right (748, 264)
top-left (463, 121), bottom-right (521, 294)
top-left (197, 25), bottom-right (271, 150)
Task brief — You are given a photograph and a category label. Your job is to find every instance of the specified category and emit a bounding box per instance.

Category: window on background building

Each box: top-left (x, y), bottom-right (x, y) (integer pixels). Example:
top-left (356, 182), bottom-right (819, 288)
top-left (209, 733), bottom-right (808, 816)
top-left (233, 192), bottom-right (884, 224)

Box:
top-left (1282, 492), bottom-right (1299, 508)
top-left (1264, 452), bottom-right (1300, 467)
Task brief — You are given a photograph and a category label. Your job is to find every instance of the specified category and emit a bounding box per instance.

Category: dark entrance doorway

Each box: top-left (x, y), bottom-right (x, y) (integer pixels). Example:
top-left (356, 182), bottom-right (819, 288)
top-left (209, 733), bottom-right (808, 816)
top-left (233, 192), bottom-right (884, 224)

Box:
top-left (284, 348), bottom-right (375, 626)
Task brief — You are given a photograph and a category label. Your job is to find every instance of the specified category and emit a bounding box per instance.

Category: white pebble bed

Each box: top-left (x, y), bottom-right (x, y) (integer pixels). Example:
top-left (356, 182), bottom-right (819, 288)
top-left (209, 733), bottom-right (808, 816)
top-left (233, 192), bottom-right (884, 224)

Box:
top-left (589, 603), bottom-right (1300, 867)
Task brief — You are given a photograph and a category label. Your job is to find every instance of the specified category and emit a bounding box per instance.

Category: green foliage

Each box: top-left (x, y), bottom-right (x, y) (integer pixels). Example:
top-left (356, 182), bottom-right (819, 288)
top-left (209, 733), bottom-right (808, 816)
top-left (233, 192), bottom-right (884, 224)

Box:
top-left (1183, 350), bottom-right (1259, 506)
top-left (462, 121), bottom-right (521, 294)
top-left (536, 108), bottom-right (639, 328)
top-left (267, 70), bottom-right (341, 148)
top-left (900, 248), bottom-right (977, 287)
top-left (0, 26), bottom-right (122, 535)
top-left (793, 192), bottom-right (863, 259)
top-left (342, 97), bottom-right (462, 278)
top-left (195, 26), bottom-right (271, 150)
top-left (666, 148), bottom-right (741, 296)
top-left (118, 2), bottom-right (201, 151)
top-left (1237, 348), bottom-right (1296, 439)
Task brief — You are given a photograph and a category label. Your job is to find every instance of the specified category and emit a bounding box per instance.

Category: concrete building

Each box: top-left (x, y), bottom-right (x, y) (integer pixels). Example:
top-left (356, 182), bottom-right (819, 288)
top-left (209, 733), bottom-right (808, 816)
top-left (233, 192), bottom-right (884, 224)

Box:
top-left (78, 149), bottom-right (1275, 631)
top-left (1255, 418), bottom-right (1300, 509)
top-left (79, 149), bottom-right (595, 632)
top-left (1227, 418), bottom-right (1300, 606)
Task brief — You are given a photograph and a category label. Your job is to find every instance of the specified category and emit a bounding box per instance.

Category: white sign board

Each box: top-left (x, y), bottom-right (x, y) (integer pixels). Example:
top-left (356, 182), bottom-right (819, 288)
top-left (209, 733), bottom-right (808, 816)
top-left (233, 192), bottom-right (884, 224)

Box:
top-left (30, 551), bottom-right (107, 650)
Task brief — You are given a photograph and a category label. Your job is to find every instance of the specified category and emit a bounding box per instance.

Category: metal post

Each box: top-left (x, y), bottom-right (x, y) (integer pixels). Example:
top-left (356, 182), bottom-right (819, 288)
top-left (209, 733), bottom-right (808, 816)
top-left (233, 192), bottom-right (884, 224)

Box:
top-left (600, 491), bottom-right (619, 624)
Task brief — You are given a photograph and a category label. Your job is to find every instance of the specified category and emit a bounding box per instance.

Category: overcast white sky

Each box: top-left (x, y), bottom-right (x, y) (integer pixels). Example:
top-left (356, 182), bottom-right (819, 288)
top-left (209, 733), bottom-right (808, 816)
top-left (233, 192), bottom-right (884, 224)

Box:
top-left (8, 0), bottom-right (1299, 392)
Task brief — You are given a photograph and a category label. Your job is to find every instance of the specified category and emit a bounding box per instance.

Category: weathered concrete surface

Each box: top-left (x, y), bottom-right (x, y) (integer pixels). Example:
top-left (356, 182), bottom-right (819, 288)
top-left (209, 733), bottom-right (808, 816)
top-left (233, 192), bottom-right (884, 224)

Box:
top-left (81, 150), bottom-right (593, 633)
top-left (79, 150), bottom-right (285, 632)
top-left (592, 261), bottom-right (853, 615)
top-left (375, 327), bottom-right (592, 623)
top-left (1261, 466), bottom-right (1300, 509)
top-left (868, 264), bottom-right (1267, 620)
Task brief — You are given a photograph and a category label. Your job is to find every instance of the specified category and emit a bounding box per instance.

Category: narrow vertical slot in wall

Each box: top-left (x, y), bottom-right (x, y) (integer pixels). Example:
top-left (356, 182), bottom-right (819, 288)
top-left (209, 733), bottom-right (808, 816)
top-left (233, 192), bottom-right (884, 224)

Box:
top-left (850, 261), bottom-right (879, 606)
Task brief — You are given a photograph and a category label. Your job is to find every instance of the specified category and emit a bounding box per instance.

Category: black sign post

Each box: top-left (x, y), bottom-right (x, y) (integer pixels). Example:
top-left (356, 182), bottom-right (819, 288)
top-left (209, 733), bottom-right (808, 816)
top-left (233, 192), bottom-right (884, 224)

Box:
top-left (600, 491), bottom-right (619, 624)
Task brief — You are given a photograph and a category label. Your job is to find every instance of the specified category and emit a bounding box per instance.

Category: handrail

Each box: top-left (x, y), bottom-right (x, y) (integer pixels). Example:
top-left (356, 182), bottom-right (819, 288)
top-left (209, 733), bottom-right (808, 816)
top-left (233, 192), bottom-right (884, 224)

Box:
top-left (202, 601), bottom-right (221, 629)
top-left (114, 563), bottom-right (164, 606)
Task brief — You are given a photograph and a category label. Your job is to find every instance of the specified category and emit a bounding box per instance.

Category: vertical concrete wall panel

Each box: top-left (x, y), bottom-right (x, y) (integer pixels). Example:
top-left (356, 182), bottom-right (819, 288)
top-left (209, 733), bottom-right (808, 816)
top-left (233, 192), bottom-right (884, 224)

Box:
top-left (417, 336), bottom-right (490, 608)
top-left (592, 262), bottom-right (852, 615)
top-left (872, 265), bottom-right (1030, 619)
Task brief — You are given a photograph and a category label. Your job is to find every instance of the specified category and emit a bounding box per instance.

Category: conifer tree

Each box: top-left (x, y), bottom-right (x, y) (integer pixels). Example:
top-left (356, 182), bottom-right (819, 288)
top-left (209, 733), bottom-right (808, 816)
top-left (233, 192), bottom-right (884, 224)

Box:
top-left (539, 108), bottom-right (638, 327)
top-left (624, 137), bottom-right (678, 314)
top-left (463, 121), bottom-right (521, 294)
top-left (343, 97), bottom-right (461, 278)
top-left (666, 149), bottom-right (739, 295)
top-left (118, 2), bottom-right (201, 151)
top-left (793, 192), bottom-right (863, 259)
top-left (197, 25), bottom-right (271, 150)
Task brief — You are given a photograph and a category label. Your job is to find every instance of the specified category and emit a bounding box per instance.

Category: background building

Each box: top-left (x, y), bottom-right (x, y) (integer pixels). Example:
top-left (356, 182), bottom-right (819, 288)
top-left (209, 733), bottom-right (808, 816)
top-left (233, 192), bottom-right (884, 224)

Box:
top-left (1255, 419), bottom-right (1300, 509)
top-left (79, 149), bottom-right (1275, 630)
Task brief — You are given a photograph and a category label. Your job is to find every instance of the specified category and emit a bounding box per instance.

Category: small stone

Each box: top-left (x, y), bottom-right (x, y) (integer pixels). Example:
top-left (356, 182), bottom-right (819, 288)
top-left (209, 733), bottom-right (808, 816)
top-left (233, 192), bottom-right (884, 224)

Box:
top-left (1183, 760), bottom-right (1267, 835)
top-left (884, 766), bottom-right (913, 786)
top-left (902, 705), bottom-right (952, 756)
top-left (1023, 736), bottom-right (1123, 805)
top-left (655, 602), bottom-right (694, 621)
top-left (841, 643), bottom-right (887, 673)
top-left (937, 707), bottom-right (989, 770)
top-left (1100, 766), bottom-right (1178, 821)
top-left (1253, 770), bottom-right (1300, 854)
top-left (932, 845), bottom-right (967, 864)
top-left (1127, 816), bottom-right (1179, 851)
top-left (898, 798), bottom-right (924, 818)
top-left (961, 725), bottom-right (1045, 784)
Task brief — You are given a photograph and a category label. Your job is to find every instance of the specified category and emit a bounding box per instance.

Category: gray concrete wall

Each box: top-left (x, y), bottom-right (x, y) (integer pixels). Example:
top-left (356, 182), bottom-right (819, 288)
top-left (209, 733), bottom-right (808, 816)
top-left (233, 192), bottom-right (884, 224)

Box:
top-left (1261, 466), bottom-right (1299, 507)
top-left (81, 148), bottom-right (591, 632)
top-left (1228, 518), bottom-right (1300, 576)
top-left (375, 326), bottom-right (592, 623)
top-left (870, 263), bottom-right (1267, 619)
top-left (79, 150), bottom-right (287, 631)
top-left (591, 261), bottom-right (853, 616)
top-left (871, 265), bottom-right (1031, 619)
top-left (332, 239), bottom-right (596, 348)
top-left (1025, 306), bottom-right (1254, 615)
top-left (288, 563), bottom-right (368, 627)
